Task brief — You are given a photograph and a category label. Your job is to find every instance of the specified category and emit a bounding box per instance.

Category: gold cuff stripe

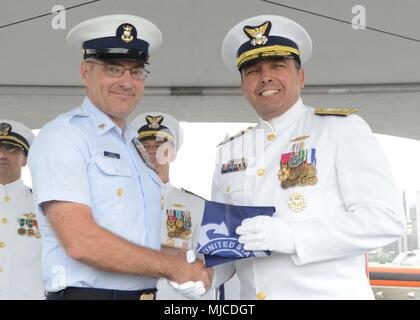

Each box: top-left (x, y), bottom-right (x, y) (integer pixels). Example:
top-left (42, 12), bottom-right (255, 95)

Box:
top-left (138, 131), bottom-right (175, 143)
top-left (0, 136), bottom-right (29, 151)
top-left (236, 45), bottom-right (300, 69)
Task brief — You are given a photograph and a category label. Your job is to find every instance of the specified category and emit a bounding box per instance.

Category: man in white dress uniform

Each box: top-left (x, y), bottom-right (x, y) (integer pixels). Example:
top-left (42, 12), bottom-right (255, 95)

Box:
top-left (132, 112), bottom-right (214, 299)
top-left (0, 120), bottom-right (44, 299)
top-left (175, 15), bottom-right (405, 300)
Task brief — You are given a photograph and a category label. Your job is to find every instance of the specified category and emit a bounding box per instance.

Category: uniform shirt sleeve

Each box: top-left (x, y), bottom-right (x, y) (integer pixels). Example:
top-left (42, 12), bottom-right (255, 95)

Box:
top-left (29, 122), bottom-right (92, 210)
top-left (289, 115), bottom-right (406, 265)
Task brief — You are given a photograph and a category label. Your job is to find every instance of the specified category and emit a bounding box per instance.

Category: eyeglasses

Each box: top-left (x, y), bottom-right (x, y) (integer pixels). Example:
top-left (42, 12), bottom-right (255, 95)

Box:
top-left (0, 144), bottom-right (25, 154)
top-left (88, 60), bottom-right (150, 80)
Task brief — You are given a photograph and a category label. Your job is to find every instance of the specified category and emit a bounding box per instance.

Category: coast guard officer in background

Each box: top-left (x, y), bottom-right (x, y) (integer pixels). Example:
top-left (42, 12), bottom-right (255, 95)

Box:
top-left (28, 15), bottom-right (211, 300)
top-left (0, 120), bottom-right (43, 299)
top-left (175, 15), bottom-right (405, 300)
top-left (132, 112), bottom-right (214, 300)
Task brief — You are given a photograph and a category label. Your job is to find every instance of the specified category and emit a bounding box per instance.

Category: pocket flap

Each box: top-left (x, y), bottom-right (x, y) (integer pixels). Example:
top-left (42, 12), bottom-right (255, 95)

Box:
top-left (95, 157), bottom-right (132, 177)
top-left (222, 173), bottom-right (245, 194)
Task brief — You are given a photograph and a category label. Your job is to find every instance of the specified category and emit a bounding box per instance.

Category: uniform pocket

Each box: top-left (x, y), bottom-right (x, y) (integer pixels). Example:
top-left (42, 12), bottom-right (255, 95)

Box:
top-left (95, 157), bottom-right (132, 177)
top-left (92, 157), bottom-right (133, 215)
top-left (221, 172), bottom-right (246, 204)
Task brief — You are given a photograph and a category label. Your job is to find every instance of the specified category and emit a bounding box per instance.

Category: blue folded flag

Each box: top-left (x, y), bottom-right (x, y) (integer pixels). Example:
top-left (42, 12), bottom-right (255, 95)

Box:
top-left (197, 201), bottom-right (275, 267)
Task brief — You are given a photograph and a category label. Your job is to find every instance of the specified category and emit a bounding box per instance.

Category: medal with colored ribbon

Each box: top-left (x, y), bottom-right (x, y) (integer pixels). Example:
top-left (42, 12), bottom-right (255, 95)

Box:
top-left (167, 209), bottom-right (192, 241)
top-left (17, 213), bottom-right (41, 238)
top-left (17, 217), bottom-right (26, 235)
top-left (221, 157), bottom-right (247, 174)
top-left (278, 141), bottom-right (318, 189)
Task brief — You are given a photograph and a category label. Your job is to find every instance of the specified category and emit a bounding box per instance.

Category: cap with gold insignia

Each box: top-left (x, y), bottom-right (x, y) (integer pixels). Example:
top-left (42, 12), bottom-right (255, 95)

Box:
top-left (222, 15), bottom-right (312, 72)
top-left (67, 14), bottom-right (162, 63)
top-left (0, 120), bottom-right (34, 156)
top-left (131, 112), bottom-right (184, 151)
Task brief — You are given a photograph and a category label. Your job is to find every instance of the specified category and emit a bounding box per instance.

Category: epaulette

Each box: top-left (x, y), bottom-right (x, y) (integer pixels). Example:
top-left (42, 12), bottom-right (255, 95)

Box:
top-left (216, 126), bottom-right (255, 147)
top-left (180, 188), bottom-right (206, 201)
top-left (314, 107), bottom-right (359, 117)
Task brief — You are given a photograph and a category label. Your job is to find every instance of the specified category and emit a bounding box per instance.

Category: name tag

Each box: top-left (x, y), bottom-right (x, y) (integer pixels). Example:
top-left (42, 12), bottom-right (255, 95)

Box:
top-left (104, 151), bottom-right (120, 159)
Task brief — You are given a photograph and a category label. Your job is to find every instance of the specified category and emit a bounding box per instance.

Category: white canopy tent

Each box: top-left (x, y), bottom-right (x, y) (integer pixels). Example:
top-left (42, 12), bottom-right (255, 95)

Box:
top-left (0, 0), bottom-right (419, 139)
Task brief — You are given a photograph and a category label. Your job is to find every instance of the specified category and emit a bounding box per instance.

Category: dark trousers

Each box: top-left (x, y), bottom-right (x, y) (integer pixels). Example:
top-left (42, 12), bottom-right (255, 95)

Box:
top-left (46, 287), bottom-right (157, 300)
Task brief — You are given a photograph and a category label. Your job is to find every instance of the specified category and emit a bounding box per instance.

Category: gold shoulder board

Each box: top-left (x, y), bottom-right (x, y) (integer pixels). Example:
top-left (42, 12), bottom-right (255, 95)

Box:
top-left (314, 108), bottom-right (359, 116)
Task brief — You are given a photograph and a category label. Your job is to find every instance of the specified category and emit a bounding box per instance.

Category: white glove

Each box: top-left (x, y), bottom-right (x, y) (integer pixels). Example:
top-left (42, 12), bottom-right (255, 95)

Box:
top-left (167, 249), bottom-right (207, 300)
top-left (168, 280), bottom-right (206, 300)
top-left (236, 216), bottom-right (296, 254)
top-left (186, 249), bottom-right (197, 263)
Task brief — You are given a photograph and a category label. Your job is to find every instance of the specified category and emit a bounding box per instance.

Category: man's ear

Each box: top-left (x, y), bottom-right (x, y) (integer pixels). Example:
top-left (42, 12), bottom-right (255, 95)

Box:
top-left (299, 68), bottom-right (305, 89)
top-left (80, 61), bottom-right (89, 87)
top-left (22, 155), bottom-right (28, 167)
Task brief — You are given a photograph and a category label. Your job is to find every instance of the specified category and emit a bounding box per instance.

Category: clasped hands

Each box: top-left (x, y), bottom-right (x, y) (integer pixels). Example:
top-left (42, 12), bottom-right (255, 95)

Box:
top-left (169, 216), bottom-right (294, 299)
top-left (168, 250), bottom-right (213, 299)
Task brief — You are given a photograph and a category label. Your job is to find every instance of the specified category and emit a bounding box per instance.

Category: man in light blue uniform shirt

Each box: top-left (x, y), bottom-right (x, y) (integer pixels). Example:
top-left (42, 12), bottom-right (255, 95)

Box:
top-left (28, 14), bottom-right (212, 300)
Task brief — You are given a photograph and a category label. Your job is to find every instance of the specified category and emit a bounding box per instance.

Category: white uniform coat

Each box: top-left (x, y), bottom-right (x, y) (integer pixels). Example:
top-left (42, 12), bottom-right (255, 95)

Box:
top-left (157, 182), bottom-right (215, 300)
top-left (0, 179), bottom-right (44, 299)
top-left (160, 182), bottom-right (204, 251)
top-left (211, 99), bottom-right (405, 299)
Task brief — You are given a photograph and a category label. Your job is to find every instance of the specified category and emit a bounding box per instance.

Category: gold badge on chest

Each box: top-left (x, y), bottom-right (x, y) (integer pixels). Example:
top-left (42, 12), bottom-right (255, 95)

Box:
top-left (288, 193), bottom-right (307, 213)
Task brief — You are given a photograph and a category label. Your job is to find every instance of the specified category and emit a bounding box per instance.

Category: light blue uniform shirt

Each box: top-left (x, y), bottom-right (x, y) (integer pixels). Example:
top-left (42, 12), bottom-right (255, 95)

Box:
top-left (28, 97), bottom-right (162, 292)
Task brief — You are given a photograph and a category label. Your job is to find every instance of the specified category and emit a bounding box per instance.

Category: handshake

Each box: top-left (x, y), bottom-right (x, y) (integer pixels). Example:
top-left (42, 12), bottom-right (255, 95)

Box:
top-left (168, 249), bottom-right (213, 300)
top-left (166, 215), bottom-right (294, 299)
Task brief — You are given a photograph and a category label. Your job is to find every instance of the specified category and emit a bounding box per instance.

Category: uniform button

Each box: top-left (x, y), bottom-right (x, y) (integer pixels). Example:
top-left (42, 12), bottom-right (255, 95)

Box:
top-left (0, 242), bottom-right (5, 248)
top-left (116, 188), bottom-right (123, 197)
top-left (267, 133), bottom-right (276, 141)
top-left (257, 291), bottom-right (266, 300)
top-left (226, 186), bottom-right (231, 193)
top-left (257, 168), bottom-right (266, 176)
top-left (98, 123), bottom-right (106, 129)
top-left (1, 218), bottom-right (7, 224)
